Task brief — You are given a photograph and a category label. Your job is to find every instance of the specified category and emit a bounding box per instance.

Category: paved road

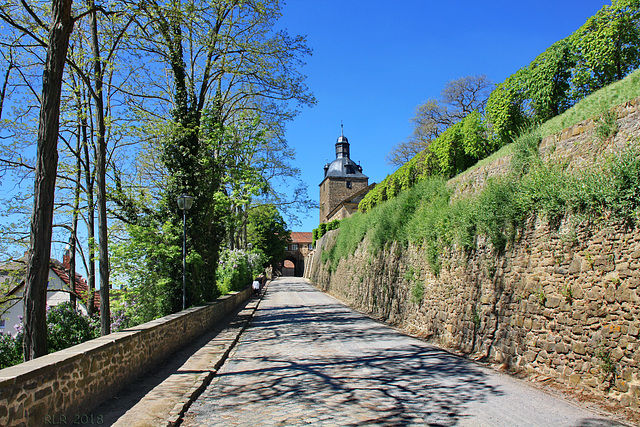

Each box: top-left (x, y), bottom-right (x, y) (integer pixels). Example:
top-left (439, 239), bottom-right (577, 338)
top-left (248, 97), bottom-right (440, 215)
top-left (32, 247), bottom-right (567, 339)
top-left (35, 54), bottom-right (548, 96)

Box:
top-left (182, 277), bottom-right (624, 427)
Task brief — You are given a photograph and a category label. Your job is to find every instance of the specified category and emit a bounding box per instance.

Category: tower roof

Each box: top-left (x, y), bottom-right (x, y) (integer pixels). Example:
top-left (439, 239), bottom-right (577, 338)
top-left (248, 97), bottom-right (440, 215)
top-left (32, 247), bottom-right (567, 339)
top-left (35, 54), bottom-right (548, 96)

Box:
top-left (322, 126), bottom-right (367, 180)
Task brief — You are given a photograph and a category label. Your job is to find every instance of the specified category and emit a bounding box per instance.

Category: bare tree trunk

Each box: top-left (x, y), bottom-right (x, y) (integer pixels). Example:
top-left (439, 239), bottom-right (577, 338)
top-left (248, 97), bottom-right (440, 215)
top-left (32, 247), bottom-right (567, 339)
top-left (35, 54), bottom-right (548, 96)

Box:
top-left (88, 0), bottom-right (110, 334)
top-left (68, 106), bottom-right (83, 310)
top-left (83, 125), bottom-right (96, 317)
top-left (23, 0), bottom-right (74, 361)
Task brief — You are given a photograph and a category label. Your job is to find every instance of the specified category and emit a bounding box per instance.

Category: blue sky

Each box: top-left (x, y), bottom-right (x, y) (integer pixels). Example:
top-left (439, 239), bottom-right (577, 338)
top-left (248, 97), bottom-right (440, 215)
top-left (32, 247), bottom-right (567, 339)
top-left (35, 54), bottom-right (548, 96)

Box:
top-left (278, 0), bottom-right (609, 233)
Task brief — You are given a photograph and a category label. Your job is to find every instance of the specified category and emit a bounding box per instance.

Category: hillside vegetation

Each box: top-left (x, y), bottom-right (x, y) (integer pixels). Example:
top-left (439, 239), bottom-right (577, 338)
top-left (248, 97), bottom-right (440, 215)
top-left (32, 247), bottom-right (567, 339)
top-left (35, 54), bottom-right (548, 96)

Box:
top-left (323, 69), bottom-right (640, 274)
top-left (360, 0), bottom-right (640, 213)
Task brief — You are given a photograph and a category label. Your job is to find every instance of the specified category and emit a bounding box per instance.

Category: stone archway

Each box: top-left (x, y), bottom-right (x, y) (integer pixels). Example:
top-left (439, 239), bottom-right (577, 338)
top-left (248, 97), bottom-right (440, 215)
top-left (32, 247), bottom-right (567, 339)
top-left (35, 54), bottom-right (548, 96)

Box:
top-left (282, 255), bottom-right (304, 277)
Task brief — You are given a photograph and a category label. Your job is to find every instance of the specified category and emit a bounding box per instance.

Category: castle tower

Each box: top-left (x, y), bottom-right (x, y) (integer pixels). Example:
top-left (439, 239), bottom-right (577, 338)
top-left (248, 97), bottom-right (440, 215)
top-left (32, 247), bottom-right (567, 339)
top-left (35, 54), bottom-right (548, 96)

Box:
top-left (319, 126), bottom-right (369, 223)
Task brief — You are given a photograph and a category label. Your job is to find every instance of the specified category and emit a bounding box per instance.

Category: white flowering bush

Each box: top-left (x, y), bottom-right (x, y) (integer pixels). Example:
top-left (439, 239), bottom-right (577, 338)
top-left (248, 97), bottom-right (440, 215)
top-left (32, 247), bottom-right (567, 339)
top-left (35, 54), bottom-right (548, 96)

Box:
top-left (217, 249), bottom-right (265, 294)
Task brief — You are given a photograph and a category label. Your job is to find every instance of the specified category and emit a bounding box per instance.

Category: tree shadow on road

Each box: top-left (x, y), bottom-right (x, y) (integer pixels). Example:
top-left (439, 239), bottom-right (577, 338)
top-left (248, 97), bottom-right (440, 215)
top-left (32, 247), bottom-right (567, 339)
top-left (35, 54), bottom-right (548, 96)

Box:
top-left (186, 281), bottom-right (625, 426)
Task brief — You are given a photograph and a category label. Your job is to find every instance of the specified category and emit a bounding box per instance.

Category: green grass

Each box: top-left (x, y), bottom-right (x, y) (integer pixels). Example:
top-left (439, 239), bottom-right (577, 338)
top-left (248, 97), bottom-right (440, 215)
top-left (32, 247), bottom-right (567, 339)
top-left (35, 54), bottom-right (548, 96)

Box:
top-left (539, 68), bottom-right (640, 138)
top-left (456, 68), bottom-right (640, 182)
top-left (325, 137), bottom-right (640, 274)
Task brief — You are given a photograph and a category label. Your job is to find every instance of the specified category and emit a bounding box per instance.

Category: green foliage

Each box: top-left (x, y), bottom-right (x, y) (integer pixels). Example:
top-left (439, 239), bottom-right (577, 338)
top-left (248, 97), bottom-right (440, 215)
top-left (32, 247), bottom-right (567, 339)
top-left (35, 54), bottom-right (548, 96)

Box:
top-left (247, 204), bottom-right (290, 270)
top-left (536, 289), bottom-right (547, 307)
top-left (318, 222), bottom-right (327, 236)
top-left (570, 0), bottom-right (640, 99)
top-left (524, 39), bottom-right (576, 121)
top-left (411, 281), bottom-right (425, 304)
top-left (0, 333), bottom-right (22, 369)
top-left (313, 219), bottom-right (340, 244)
top-left (471, 308), bottom-right (481, 329)
top-left (327, 219), bottom-right (341, 231)
top-left (562, 284), bottom-right (574, 304)
top-left (607, 142), bottom-right (640, 220)
top-left (596, 347), bottom-right (618, 375)
top-left (47, 302), bottom-right (100, 354)
top-left (429, 122), bottom-right (460, 176)
top-left (461, 110), bottom-right (495, 158)
top-left (327, 131), bottom-right (640, 281)
top-left (485, 72), bottom-right (529, 146)
top-left (216, 249), bottom-right (265, 294)
top-left (595, 109), bottom-right (619, 141)
top-left (112, 220), bottom-right (183, 324)
top-left (539, 68), bottom-right (640, 137)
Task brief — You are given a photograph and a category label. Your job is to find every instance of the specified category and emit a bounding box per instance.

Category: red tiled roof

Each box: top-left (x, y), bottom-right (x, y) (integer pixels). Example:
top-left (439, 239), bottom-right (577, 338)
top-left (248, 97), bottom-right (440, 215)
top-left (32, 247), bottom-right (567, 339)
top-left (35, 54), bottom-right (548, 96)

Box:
top-left (49, 258), bottom-right (89, 298)
top-left (290, 232), bottom-right (312, 244)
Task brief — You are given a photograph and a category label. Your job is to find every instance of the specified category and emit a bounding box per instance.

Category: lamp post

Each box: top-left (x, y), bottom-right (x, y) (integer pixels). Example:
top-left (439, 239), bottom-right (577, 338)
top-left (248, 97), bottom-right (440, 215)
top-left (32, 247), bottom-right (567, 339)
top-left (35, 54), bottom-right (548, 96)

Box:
top-left (177, 193), bottom-right (194, 310)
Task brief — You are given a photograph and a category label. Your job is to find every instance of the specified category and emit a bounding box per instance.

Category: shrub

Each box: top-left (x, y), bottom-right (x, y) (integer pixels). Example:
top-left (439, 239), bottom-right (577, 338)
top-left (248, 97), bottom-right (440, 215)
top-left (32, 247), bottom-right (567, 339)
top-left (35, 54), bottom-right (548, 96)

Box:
top-left (216, 249), bottom-right (265, 294)
top-left (47, 302), bottom-right (99, 353)
top-left (595, 109), bottom-right (619, 142)
top-left (411, 282), bottom-right (425, 304)
top-left (327, 219), bottom-right (341, 231)
top-left (0, 332), bottom-right (22, 369)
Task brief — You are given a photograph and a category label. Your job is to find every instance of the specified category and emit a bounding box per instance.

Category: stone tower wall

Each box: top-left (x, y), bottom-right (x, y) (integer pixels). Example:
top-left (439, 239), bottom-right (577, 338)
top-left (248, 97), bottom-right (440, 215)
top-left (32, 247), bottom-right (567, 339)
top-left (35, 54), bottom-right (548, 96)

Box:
top-left (319, 176), bottom-right (369, 223)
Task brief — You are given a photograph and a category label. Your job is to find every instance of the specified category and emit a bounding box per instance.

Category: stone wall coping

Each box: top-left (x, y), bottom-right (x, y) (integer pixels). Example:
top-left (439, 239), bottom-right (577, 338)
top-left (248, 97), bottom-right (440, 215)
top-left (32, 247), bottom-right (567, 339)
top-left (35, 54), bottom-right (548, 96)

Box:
top-left (0, 286), bottom-right (252, 425)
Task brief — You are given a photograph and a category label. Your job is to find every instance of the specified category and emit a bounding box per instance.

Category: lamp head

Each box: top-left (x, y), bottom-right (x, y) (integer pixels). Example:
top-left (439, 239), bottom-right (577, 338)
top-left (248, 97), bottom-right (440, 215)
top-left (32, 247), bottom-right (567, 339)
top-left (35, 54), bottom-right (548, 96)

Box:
top-left (177, 193), bottom-right (194, 211)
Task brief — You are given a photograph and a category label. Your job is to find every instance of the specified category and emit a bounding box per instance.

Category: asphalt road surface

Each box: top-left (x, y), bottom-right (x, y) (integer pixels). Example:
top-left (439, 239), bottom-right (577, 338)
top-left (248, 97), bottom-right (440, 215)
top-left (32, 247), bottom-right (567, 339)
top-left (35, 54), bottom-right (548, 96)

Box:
top-left (182, 277), bottom-right (624, 427)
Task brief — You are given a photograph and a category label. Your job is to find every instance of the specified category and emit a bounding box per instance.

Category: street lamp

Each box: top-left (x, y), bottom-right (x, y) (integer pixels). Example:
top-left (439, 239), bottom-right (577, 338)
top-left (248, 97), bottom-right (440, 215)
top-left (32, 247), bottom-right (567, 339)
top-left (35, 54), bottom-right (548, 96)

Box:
top-left (177, 193), bottom-right (194, 310)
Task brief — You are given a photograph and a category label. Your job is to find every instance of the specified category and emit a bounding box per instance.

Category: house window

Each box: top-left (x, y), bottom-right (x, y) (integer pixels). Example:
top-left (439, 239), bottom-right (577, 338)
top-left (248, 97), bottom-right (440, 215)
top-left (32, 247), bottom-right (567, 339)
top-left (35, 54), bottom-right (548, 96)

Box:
top-left (346, 181), bottom-right (352, 189)
top-left (308, 243), bottom-right (314, 250)
top-left (0, 319), bottom-right (5, 329)
top-left (290, 243), bottom-right (299, 251)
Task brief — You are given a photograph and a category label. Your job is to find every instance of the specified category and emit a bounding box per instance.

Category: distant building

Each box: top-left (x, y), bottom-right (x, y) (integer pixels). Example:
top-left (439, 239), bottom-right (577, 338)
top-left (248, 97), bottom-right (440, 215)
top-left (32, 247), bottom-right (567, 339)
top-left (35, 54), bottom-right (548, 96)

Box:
top-left (283, 232), bottom-right (314, 277)
top-left (319, 127), bottom-right (374, 223)
top-left (0, 252), bottom-right (90, 337)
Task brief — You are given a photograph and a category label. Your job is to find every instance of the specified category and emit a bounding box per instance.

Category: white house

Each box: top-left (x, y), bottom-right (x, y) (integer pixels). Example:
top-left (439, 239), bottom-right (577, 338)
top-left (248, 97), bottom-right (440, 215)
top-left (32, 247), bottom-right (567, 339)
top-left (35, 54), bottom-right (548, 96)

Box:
top-left (0, 254), bottom-right (90, 337)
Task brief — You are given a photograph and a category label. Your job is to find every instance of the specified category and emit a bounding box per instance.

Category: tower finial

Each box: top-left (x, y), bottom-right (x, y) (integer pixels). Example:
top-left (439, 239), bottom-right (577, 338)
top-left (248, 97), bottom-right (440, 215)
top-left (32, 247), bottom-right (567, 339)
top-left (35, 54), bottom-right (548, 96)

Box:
top-left (341, 121), bottom-right (344, 137)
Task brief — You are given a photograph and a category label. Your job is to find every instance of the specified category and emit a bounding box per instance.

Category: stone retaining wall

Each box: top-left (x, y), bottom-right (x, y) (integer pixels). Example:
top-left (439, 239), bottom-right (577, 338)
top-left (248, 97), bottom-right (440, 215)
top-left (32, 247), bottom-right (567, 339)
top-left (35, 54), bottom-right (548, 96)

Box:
top-left (308, 97), bottom-right (640, 414)
top-left (0, 286), bottom-right (253, 426)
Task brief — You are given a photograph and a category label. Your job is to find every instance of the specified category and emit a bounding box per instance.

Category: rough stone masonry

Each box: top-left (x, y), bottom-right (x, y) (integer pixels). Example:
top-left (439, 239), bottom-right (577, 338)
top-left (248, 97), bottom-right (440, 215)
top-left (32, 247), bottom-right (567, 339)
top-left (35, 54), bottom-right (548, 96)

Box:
top-left (308, 96), bottom-right (640, 414)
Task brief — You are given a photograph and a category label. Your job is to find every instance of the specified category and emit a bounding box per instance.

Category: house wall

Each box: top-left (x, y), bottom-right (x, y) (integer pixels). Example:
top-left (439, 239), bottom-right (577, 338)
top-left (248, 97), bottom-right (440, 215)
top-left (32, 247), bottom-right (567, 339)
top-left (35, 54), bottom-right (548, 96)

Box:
top-left (0, 270), bottom-right (87, 338)
top-left (0, 285), bottom-right (253, 426)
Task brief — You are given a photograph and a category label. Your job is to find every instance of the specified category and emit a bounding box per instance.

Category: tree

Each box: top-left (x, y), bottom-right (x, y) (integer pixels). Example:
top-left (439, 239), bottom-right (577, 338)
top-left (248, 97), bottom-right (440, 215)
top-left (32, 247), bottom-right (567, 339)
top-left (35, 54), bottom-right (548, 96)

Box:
top-left (387, 75), bottom-right (493, 167)
top-left (571, 0), bottom-right (640, 98)
top-left (247, 204), bottom-right (290, 273)
top-left (22, 0), bottom-right (74, 360)
top-left (525, 39), bottom-right (576, 122)
top-left (485, 70), bottom-right (529, 146)
top-left (109, 0), bottom-right (314, 311)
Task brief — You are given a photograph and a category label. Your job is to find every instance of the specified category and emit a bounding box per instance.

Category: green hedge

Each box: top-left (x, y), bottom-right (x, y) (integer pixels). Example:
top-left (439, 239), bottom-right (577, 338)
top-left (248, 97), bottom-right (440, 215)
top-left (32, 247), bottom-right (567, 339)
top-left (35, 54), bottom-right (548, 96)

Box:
top-left (360, 2), bottom-right (640, 214)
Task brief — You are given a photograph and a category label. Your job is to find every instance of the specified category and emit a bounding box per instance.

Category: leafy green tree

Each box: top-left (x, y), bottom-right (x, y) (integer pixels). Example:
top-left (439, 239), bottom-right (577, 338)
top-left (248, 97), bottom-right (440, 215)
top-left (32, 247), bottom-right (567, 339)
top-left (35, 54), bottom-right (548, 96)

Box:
top-left (571, 0), bottom-right (640, 98)
top-left (111, 220), bottom-right (182, 323)
top-left (19, 0), bottom-right (74, 361)
top-left (525, 39), bottom-right (576, 121)
top-left (485, 70), bottom-right (529, 146)
top-left (110, 0), bottom-right (314, 311)
top-left (247, 204), bottom-right (290, 272)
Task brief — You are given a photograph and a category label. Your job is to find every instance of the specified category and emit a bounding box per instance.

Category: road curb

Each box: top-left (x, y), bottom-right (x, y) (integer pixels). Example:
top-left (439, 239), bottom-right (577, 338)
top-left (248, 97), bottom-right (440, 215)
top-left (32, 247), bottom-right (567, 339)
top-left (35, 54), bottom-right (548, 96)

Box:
top-left (166, 281), bottom-right (270, 427)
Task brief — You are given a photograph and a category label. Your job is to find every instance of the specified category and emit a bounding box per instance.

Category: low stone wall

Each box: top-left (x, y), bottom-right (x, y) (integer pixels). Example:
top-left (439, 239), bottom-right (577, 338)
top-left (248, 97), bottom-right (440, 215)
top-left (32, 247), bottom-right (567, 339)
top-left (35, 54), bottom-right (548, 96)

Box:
top-left (0, 286), bottom-right (253, 427)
